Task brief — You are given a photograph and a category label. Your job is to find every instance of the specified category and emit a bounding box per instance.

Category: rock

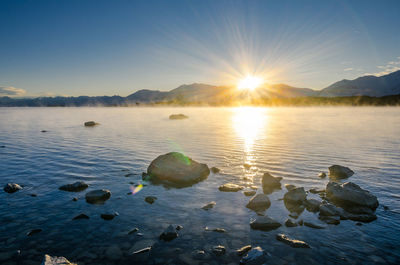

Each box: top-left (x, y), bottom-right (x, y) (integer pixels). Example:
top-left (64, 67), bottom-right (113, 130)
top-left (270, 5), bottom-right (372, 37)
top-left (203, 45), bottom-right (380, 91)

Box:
top-left (192, 250), bottom-right (206, 260)
top-left (309, 188), bottom-right (325, 194)
top-left (101, 213), bottom-right (116, 220)
top-left (169, 114), bottom-right (188, 120)
top-left (105, 245), bottom-right (122, 260)
top-left (347, 213), bottom-right (377, 222)
top-left (219, 183), bottom-right (244, 192)
top-left (128, 228), bottom-right (139, 235)
top-left (85, 189), bottom-right (111, 204)
top-left (27, 229), bottom-right (42, 236)
top-left (283, 187), bottom-right (307, 204)
top-left (298, 219), bottom-right (304, 226)
top-left (303, 221), bottom-right (325, 229)
top-left (72, 197), bottom-right (78, 201)
top-left (73, 214), bottom-right (89, 220)
top-left (4, 183), bottom-right (22, 193)
top-left (305, 199), bottom-right (321, 212)
top-left (202, 201), bottom-right (216, 210)
top-left (145, 196), bottom-right (157, 204)
top-left (319, 202), bottom-right (341, 216)
top-left (59, 181), bottom-right (88, 192)
top-left (250, 186), bottom-right (258, 190)
top-left (84, 121), bottom-right (98, 127)
top-left (246, 194), bottom-right (271, 211)
top-left (212, 228), bottom-right (226, 233)
top-left (261, 172), bottom-right (282, 193)
top-left (285, 184), bottom-right (296, 191)
top-left (211, 167), bottom-right (220, 173)
top-left (326, 182), bottom-right (379, 210)
top-left (132, 247), bottom-right (151, 255)
top-left (239, 246), bottom-right (266, 265)
top-left (41, 254), bottom-right (76, 265)
top-left (30, 193), bottom-right (37, 197)
top-left (276, 234), bottom-right (310, 248)
top-left (244, 190), bottom-right (256, 196)
top-left (41, 130), bottom-right (48, 133)
top-left (159, 225), bottom-right (178, 241)
top-left (212, 245), bottom-right (225, 256)
top-left (236, 245), bottom-right (252, 256)
top-left (147, 152), bottom-right (209, 187)
top-left (383, 205), bottom-right (389, 210)
top-left (318, 172), bottom-right (327, 178)
top-left (176, 225), bottom-right (183, 230)
top-left (328, 165), bottom-right (354, 179)
top-left (250, 216), bottom-right (281, 231)
top-left (319, 215), bottom-right (340, 225)
top-left (284, 219), bottom-right (298, 227)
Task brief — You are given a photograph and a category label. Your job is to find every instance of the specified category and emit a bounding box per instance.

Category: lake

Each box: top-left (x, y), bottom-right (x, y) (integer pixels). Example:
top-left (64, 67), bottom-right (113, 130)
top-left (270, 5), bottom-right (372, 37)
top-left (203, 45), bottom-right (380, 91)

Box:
top-left (0, 107), bottom-right (399, 264)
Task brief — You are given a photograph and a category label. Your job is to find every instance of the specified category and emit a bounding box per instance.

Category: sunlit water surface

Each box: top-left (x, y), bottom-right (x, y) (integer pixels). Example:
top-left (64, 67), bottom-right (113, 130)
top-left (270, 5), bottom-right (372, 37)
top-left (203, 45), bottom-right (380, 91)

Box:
top-left (0, 107), bottom-right (399, 265)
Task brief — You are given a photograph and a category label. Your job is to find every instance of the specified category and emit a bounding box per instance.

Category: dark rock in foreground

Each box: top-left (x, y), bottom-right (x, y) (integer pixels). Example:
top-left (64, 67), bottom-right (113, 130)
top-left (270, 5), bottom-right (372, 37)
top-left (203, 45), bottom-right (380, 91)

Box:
top-left (147, 152), bottom-right (209, 187)
top-left (59, 181), bottom-right (88, 192)
top-left (159, 225), bottom-right (178, 241)
top-left (41, 254), bottom-right (76, 265)
top-left (84, 121), bottom-right (98, 127)
top-left (276, 233), bottom-right (310, 248)
top-left (326, 182), bottom-right (378, 210)
top-left (236, 245), bottom-right (252, 256)
top-left (145, 196), bottom-right (157, 204)
top-left (246, 194), bottom-right (271, 211)
top-left (85, 189), bottom-right (111, 204)
top-left (202, 201), bottom-right (216, 210)
top-left (73, 213), bottom-right (89, 220)
top-left (4, 183), bottom-right (22, 193)
top-left (240, 246), bottom-right (266, 265)
top-left (219, 183), bottom-right (244, 192)
top-left (285, 218), bottom-right (298, 227)
top-left (101, 213), bottom-right (116, 220)
top-left (261, 172), bottom-right (282, 193)
top-left (27, 229), bottom-right (42, 236)
top-left (169, 114), bottom-right (188, 120)
top-left (328, 165), bottom-right (354, 179)
top-left (250, 216), bottom-right (281, 231)
top-left (212, 245), bottom-right (225, 256)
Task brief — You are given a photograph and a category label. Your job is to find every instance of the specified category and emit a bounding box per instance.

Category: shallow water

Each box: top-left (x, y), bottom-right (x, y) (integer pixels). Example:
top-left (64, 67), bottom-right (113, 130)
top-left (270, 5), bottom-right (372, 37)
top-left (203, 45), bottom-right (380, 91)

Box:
top-left (0, 107), bottom-right (399, 265)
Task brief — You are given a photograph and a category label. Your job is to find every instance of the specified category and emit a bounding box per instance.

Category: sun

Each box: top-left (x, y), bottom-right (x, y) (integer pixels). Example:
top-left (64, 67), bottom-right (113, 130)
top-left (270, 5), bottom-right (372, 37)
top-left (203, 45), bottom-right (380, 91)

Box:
top-left (237, 75), bottom-right (263, 91)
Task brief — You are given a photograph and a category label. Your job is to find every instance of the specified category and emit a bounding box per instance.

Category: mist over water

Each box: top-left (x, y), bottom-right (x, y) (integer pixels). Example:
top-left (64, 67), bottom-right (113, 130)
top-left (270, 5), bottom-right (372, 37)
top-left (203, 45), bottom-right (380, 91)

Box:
top-left (1, 107), bottom-right (399, 264)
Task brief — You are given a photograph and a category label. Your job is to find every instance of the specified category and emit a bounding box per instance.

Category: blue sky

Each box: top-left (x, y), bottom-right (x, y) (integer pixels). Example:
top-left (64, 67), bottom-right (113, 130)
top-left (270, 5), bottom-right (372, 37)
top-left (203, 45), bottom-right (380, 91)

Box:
top-left (0, 0), bottom-right (399, 97)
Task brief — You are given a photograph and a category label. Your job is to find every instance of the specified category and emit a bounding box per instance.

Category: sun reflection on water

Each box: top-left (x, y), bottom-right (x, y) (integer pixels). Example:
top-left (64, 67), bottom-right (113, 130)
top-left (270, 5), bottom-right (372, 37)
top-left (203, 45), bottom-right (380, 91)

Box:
top-left (232, 107), bottom-right (269, 181)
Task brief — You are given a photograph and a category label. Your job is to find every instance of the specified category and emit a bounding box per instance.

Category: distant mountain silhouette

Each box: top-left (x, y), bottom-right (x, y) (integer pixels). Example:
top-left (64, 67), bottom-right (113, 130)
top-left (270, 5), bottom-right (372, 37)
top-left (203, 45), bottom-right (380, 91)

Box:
top-left (319, 70), bottom-right (400, 97)
top-left (1, 70), bottom-right (400, 106)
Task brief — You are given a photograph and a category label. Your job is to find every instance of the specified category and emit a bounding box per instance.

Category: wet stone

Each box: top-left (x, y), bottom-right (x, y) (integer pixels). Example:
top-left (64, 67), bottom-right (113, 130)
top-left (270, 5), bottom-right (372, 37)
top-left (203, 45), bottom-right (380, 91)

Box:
top-left (159, 225), bottom-right (178, 241)
top-left (285, 219), bottom-right (298, 227)
top-left (212, 245), bottom-right (226, 256)
top-left (73, 214), bottom-right (89, 220)
top-left (202, 201), bottom-right (216, 210)
top-left (145, 196), bottom-right (157, 204)
top-left (219, 183), bottom-right (244, 192)
top-left (236, 245), bottom-right (252, 256)
top-left (276, 234), bottom-right (310, 248)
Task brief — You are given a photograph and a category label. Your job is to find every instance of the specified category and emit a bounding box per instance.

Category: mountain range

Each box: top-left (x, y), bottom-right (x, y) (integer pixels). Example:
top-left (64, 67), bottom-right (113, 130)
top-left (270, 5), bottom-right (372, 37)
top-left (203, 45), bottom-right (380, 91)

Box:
top-left (1, 70), bottom-right (400, 106)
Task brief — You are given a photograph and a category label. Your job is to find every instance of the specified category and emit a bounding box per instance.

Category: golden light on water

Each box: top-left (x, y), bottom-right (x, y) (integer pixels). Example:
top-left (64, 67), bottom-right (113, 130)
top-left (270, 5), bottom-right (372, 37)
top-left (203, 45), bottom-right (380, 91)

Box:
top-left (232, 107), bottom-right (269, 152)
top-left (237, 75), bottom-right (263, 91)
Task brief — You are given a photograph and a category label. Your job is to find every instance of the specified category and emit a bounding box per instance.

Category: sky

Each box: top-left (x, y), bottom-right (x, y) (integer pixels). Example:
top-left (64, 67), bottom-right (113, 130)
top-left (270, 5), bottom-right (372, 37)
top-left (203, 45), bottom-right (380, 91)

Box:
top-left (0, 0), bottom-right (399, 97)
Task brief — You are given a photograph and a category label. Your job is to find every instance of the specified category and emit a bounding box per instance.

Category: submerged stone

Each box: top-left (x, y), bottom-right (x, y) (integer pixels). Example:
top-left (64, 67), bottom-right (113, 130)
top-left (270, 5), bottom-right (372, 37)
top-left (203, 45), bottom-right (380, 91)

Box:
top-left (202, 201), bottom-right (216, 210)
top-left (219, 183), bottom-right (244, 192)
top-left (246, 194), bottom-right (271, 211)
top-left (261, 172), bottom-right (282, 193)
top-left (284, 187), bottom-right (307, 204)
top-left (4, 183), bottom-right (22, 193)
top-left (250, 216), bottom-right (281, 231)
top-left (159, 225), bottom-right (178, 241)
top-left (59, 181), bottom-right (88, 192)
top-left (239, 246), bottom-right (266, 265)
top-left (85, 189), bottom-right (111, 204)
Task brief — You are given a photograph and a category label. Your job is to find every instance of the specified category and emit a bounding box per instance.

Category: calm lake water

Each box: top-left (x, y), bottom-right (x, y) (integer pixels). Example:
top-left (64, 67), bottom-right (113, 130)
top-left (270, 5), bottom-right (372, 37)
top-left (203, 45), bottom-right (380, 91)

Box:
top-left (0, 107), bottom-right (399, 265)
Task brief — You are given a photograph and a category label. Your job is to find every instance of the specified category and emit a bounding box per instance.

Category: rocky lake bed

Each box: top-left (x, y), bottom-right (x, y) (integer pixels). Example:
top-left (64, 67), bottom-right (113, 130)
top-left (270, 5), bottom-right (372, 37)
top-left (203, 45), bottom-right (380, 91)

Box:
top-left (0, 107), bottom-right (400, 264)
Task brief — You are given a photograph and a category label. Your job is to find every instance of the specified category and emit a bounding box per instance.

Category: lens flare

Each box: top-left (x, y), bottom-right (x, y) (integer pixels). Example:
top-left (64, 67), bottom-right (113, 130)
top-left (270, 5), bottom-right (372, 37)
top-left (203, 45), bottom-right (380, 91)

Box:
top-left (238, 76), bottom-right (263, 91)
top-left (129, 184), bottom-right (143, 195)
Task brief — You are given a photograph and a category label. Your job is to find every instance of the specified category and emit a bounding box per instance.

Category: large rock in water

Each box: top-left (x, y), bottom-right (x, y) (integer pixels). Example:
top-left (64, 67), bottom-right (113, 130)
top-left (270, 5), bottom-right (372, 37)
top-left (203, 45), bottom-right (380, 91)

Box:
top-left (4, 183), bottom-right (22, 193)
top-left (246, 194), bottom-right (271, 211)
top-left (250, 216), bottom-right (281, 231)
top-left (328, 165), bottom-right (354, 179)
top-left (326, 182), bottom-right (378, 210)
top-left (85, 189), bottom-right (111, 204)
top-left (41, 254), bottom-right (76, 265)
top-left (147, 152), bottom-right (209, 187)
top-left (284, 187), bottom-right (307, 204)
top-left (261, 172), bottom-right (282, 193)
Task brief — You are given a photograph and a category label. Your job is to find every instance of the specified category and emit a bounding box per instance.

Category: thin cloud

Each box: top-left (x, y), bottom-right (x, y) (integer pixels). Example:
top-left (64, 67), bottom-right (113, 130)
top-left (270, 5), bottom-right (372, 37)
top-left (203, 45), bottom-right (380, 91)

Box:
top-left (366, 57), bottom-right (400, 76)
top-left (0, 86), bottom-right (26, 96)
